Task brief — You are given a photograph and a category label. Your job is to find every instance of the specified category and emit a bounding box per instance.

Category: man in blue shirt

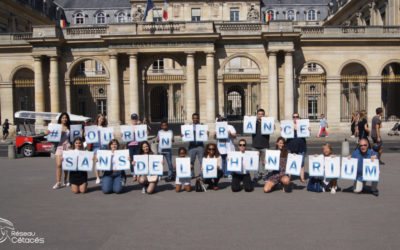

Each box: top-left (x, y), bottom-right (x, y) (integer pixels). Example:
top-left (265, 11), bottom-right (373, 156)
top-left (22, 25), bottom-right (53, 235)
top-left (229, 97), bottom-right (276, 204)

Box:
top-left (350, 138), bottom-right (379, 196)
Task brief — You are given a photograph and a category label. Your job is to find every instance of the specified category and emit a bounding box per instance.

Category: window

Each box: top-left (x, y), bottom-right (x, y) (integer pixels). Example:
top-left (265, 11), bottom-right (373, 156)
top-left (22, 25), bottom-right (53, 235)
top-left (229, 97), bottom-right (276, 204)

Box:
top-left (230, 8), bottom-right (239, 21)
top-left (117, 12), bottom-right (126, 23)
top-left (153, 8), bottom-right (162, 22)
top-left (307, 63), bottom-right (317, 72)
top-left (97, 100), bottom-right (107, 115)
top-left (307, 9), bottom-right (316, 21)
top-left (153, 59), bottom-right (164, 73)
top-left (287, 10), bottom-right (295, 21)
top-left (266, 10), bottom-right (275, 21)
top-left (75, 13), bottom-right (84, 24)
top-left (97, 12), bottom-right (105, 24)
top-left (95, 62), bottom-right (105, 75)
top-left (191, 8), bottom-right (201, 21)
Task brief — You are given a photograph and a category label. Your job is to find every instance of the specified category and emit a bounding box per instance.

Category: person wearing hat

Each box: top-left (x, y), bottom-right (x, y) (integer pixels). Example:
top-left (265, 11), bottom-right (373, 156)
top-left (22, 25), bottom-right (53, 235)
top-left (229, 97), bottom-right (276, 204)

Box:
top-left (215, 116), bottom-right (236, 178)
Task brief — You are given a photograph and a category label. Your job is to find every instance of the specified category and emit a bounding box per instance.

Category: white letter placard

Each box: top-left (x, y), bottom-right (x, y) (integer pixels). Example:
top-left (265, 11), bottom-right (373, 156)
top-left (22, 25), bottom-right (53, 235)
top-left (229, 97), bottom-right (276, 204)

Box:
top-left (134, 155), bottom-right (149, 175)
top-left (280, 120), bottom-right (294, 139)
top-left (181, 125), bottom-right (194, 142)
top-left (134, 125), bottom-right (148, 142)
top-left (297, 119), bottom-right (310, 138)
top-left (113, 150), bottom-right (130, 171)
top-left (62, 150), bottom-right (78, 171)
top-left (84, 125), bottom-right (99, 144)
top-left (100, 127), bottom-right (114, 146)
top-left (261, 117), bottom-right (274, 135)
top-left (363, 159), bottom-right (380, 182)
top-left (195, 125), bottom-right (208, 142)
top-left (308, 155), bottom-right (324, 177)
top-left (176, 157), bottom-right (191, 178)
top-left (202, 158), bottom-right (218, 178)
top-left (215, 122), bottom-right (228, 139)
top-left (227, 152), bottom-right (242, 172)
top-left (340, 157), bottom-right (358, 180)
top-left (70, 124), bottom-right (82, 142)
top-left (96, 150), bottom-right (112, 171)
top-left (324, 156), bottom-right (341, 178)
top-left (149, 155), bottom-right (164, 176)
top-left (264, 150), bottom-right (281, 171)
top-left (78, 151), bottom-right (94, 172)
top-left (243, 151), bottom-right (259, 171)
top-left (120, 125), bottom-right (134, 142)
top-left (47, 123), bottom-right (62, 142)
top-left (243, 116), bottom-right (256, 134)
top-left (285, 153), bottom-right (302, 176)
top-left (159, 131), bottom-right (173, 149)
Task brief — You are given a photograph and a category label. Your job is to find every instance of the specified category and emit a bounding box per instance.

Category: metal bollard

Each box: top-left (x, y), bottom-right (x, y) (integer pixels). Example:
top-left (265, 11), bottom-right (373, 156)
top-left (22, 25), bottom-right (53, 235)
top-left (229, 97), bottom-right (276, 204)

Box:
top-left (8, 145), bottom-right (15, 159)
top-left (341, 138), bottom-right (350, 157)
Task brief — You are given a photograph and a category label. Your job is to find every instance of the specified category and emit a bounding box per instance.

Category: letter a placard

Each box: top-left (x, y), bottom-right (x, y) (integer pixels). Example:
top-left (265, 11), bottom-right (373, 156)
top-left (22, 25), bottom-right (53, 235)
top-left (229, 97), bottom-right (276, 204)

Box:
top-left (285, 153), bottom-right (302, 176)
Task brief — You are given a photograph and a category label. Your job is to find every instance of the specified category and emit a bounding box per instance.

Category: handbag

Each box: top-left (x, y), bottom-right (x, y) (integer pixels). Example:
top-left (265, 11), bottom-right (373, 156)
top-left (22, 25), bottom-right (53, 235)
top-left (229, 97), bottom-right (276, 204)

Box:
top-left (307, 177), bottom-right (324, 192)
top-left (195, 177), bottom-right (206, 192)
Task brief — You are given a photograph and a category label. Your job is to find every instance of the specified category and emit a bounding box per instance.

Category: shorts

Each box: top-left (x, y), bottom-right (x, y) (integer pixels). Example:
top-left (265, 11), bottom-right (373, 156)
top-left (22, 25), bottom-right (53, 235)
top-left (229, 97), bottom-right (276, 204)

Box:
top-left (175, 177), bottom-right (191, 186)
top-left (69, 171), bottom-right (88, 186)
top-left (142, 175), bottom-right (158, 183)
top-left (371, 137), bottom-right (382, 151)
top-left (55, 143), bottom-right (72, 156)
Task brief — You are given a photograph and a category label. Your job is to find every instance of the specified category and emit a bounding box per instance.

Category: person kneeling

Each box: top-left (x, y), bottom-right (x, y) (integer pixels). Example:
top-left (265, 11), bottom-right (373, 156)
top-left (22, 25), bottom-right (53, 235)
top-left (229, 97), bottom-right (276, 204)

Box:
top-left (101, 139), bottom-right (126, 194)
top-left (175, 147), bottom-right (191, 192)
top-left (231, 139), bottom-right (254, 192)
top-left (264, 137), bottom-right (290, 193)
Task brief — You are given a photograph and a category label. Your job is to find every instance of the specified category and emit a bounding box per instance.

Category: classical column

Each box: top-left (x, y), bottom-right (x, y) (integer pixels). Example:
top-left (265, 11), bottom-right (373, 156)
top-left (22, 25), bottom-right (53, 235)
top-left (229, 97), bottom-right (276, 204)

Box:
top-left (284, 51), bottom-right (294, 119)
top-left (268, 51), bottom-right (278, 118)
top-left (65, 80), bottom-right (71, 114)
top-left (206, 52), bottom-right (216, 123)
top-left (109, 54), bottom-right (120, 125)
top-left (34, 56), bottom-right (45, 113)
top-left (367, 76), bottom-right (382, 121)
top-left (218, 78), bottom-right (224, 116)
top-left (129, 53), bottom-right (139, 116)
top-left (326, 76), bottom-right (341, 126)
top-left (185, 52), bottom-right (196, 122)
top-left (49, 56), bottom-right (60, 113)
top-left (0, 81), bottom-right (13, 125)
top-left (247, 82), bottom-right (252, 115)
top-left (168, 84), bottom-right (174, 121)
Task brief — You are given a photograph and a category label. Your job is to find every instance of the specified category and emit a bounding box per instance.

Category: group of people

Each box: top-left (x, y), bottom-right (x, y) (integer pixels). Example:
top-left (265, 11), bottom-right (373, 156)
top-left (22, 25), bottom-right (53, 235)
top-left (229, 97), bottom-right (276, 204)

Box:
top-left (49, 109), bottom-right (381, 197)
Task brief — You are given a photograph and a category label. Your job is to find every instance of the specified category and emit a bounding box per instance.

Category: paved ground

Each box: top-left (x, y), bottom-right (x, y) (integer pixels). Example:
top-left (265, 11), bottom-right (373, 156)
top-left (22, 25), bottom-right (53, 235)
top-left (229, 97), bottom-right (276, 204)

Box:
top-left (0, 146), bottom-right (399, 249)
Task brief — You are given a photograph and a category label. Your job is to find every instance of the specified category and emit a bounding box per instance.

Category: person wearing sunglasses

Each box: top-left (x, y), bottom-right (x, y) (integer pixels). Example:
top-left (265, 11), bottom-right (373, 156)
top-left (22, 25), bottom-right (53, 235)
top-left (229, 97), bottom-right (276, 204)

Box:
top-left (348, 138), bottom-right (379, 196)
top-left (231, 139), bottom-right (254, 192)
top-left (286, 113), bottom-right (308, 183)
top-left (202, 143), bottom-right (223, 190)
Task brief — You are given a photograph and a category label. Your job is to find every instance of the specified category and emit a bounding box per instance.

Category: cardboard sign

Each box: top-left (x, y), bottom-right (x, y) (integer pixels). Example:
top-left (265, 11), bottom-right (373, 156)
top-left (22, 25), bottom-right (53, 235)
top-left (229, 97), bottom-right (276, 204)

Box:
top-left (77, 151), bottom-right (94, 172)
top-left (113, 150), bottom-right (130, 171)
top-left (285, 153), bottom-right (302, 176)
top-left (159, 131), bottom-right (173, 149)
top-left (134, 155), bottom-right (149, 175)
top-left (297, 119), bottom-right (310, 138)
top-left (264, 150), bottom-right (281, 171)
top-left (340, 157), bottom-right (358, 180)
top-left (261, 117), bottom-right (274, 135)
top-left (202, 158), bottom-right (218, 178)
top-left (215, 122), bottom-right (229, 139)
top-left (181, 125), bottom-right (194, 142)
top-left (280, 120), bottom-right (294, 139)
top-left (243, 116), bottom-right (256, 134)
top-left (100, 127), bottom-right (114, 146)
top-left (96, 150), bottom-right (113, 171)
top-left (70, 124), bottom-right (82, 142)
top-left (227, 152), bottom-right (242, 172)
top-left (363, 159), bottom-right (380, 182)
top-left (149, 155), bottom-right (164, 176)
top-left (243, 151), bottom-right (259, 171)
top-left (120, 125), bottom-right (135, 142)
top-left (47, 123), bottom-right (62, 142)
top-left (85, 125), bottom-right (99, 144)
top-left (134, 125), bottom-right (148, 142)
top-left (62, 150), bottom-right (78, 171)
top-left (176, 157), bottom-right (191, 178)
top-left (308, 155), bottom-right (325, 177)
top-left (195, 125), bottom-right (208, 142)
top-left (324, 156), bottom-right (341, 179)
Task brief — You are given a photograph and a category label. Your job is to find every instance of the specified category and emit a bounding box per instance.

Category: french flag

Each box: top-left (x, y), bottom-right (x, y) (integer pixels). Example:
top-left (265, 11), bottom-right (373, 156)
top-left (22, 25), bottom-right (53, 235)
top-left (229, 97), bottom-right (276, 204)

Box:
top-left (163, 0), bottom-right (168, 20)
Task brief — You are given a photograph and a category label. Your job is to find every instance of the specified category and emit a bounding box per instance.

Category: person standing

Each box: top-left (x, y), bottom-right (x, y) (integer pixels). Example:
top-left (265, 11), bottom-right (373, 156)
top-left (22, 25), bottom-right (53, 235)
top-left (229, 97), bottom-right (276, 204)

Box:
top-left (215, 116), bottom-right (236, 178)
top-left (252, 109), bottom-right (270, 183)
top-left (2, 118), bottom-right (11, 141)
top-left (351, 112), bottom-right (359, 138)
top-left (371, 107), bottom-right (384, 165)
top-left (358, 110), bottom-right (369, 141)
top-left (318, 114), bottom-right (328, 137)
top-left (156, 120), bottom-right (175, 181)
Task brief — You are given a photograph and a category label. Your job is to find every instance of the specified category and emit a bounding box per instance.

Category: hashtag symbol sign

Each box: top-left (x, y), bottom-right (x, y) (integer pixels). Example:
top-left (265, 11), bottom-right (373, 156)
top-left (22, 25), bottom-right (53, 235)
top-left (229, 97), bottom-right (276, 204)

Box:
top-left (50, 130), bottom-right (58, 138)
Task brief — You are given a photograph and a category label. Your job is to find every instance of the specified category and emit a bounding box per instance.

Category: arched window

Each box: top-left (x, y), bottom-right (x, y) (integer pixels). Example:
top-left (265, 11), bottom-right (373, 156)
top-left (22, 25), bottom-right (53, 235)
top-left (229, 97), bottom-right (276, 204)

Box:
top-left (75, 13), bottom-right (84, 24)
top-left (97, 12), bottom-right (105, 24)
top-left (307, 9), bottom-right (316, 21)
top-left (266, 10), bottom-right (275, 21)
top-left (287, 10), bottom-right (295, 21)
top-left (117, 12), bottom-right (126, 23)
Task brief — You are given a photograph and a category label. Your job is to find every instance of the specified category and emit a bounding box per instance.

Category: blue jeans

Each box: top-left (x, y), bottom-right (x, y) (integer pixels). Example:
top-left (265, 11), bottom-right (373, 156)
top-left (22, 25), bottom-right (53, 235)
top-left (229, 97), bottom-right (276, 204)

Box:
top-left (188, 145), bottom-right (204, 177)
top-left (102, 171), bottom-right (124, 194)
top-left (128, 145), bottom-right (140, 172)
top-left (161, 151), bottom-right (173, 177)
top-left (221, 154), bottom-right (229, 176)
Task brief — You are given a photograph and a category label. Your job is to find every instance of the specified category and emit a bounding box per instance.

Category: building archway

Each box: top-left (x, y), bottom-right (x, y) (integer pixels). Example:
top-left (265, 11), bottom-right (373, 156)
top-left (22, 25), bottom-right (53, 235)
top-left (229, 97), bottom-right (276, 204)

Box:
top-left (150, 86), bottom-right (168, 122)
top-left (340, 63), bottom-right (368, 122)
top-left (382, 62), bottom-right (400, 121)
top-left (226, 86), bottom-right (245, 119)
top-left (12, 67), bottom-right (35, 112)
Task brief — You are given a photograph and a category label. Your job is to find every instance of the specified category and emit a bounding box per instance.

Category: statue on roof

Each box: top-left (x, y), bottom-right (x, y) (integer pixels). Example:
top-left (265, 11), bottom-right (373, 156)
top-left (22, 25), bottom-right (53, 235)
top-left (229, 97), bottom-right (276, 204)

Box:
top-left (247, 5), bottom-right (260, 21)
top-left (133, 7), bottom-right (144, 21)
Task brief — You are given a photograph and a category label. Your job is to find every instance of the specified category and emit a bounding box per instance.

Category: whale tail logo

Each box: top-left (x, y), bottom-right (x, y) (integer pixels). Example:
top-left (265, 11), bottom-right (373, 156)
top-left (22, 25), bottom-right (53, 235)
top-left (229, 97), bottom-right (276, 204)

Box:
top-left (0, 218), bottom-right (14, 243)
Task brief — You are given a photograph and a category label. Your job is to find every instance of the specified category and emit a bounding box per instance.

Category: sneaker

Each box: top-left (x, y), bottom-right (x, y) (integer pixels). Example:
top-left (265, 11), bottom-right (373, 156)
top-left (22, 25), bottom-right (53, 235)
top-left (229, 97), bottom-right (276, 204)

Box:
top-left (64, 182), bottom-right (70, 187)
top-left (372, 190), bottom-right (379, 197)
top-left (52, 182), bottom-right (62, 189)
top-left (351, 135), bottom-right (355, 138)
top-left (142, 187), bottom-right (146, 194)
top-left (379, 160), bottom-right (385, 165)
top-left (166, 176), bottom-right (172, 182)
top-left (96, 177), bottom-right (101, 184)
top-left (213, 186), bottom-right (219, 190)
top-left (330, 188), bottom-right (336, 194)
